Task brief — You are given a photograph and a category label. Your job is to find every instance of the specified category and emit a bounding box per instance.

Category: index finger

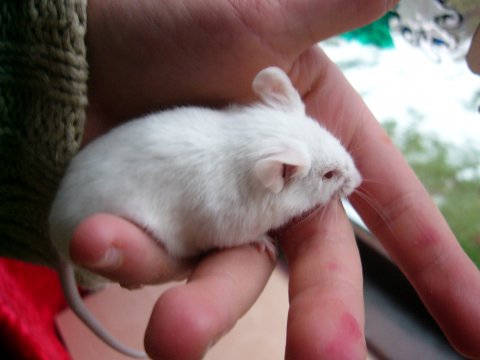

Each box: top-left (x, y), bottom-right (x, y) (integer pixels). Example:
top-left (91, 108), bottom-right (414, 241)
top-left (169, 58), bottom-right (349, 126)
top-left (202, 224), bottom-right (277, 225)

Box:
top-left (279, 201), bottom-right (366, 360)
top-left (302, 46), bottom-right (480, 357)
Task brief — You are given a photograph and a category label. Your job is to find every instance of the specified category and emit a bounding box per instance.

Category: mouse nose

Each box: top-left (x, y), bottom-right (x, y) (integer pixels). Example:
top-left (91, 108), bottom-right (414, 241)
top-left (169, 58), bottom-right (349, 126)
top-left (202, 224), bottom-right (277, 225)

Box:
top-left (340, 183), bottom-right (353, 197)
top-left (340, 169), bottom-right (362, 197)
top-left (351, 169), bottom-right (362, 189)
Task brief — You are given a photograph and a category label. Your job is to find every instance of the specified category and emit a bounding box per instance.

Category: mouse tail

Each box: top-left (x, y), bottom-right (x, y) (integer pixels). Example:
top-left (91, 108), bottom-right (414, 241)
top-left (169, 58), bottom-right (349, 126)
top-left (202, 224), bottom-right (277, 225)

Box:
top-left (58, 258), bottom-right (149, 359)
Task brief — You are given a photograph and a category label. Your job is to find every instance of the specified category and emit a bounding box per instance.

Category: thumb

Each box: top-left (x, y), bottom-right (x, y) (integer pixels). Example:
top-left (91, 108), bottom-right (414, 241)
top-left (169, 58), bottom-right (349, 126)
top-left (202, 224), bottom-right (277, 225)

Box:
top-left (69, 214), bottom-right (191, 287)
top-left (251, 0), bottom-right (399, 51)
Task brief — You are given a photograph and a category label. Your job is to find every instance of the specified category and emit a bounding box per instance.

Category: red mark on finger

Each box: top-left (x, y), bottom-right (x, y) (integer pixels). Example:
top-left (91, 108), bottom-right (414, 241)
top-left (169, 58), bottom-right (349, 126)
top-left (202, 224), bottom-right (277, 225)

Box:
top-left (324, 312), bottom-right (364, 360)
top-left (338, 312), bottom-right (362, 342)
top-left (414, 224), bottom-right (440, 248)
top-left (326, 261), bottom-right (340, 272)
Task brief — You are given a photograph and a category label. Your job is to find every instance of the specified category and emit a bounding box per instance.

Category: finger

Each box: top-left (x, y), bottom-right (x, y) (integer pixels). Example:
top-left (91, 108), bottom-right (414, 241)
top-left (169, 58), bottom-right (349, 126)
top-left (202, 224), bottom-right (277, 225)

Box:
top-left (240, 0), bottom-right (398, 53)
top-left (70, 213), bottom-right (191, 286)
top-left (303, 47), bottom-right (480, 357)
top-left (279, 202), bottom-right (366, 360)
top-left (144, 245), bottom-right (275, 360)
top-left (293, 0), bottom-right (399, 43)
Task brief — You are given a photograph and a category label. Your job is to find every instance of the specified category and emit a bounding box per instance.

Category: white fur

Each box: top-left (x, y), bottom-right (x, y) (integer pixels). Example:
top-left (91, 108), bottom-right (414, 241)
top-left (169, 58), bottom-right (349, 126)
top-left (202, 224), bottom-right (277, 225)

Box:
top-left (48, 67), bottom-right (362, 358)
top-left (50, 66), bottom-right (361, 264)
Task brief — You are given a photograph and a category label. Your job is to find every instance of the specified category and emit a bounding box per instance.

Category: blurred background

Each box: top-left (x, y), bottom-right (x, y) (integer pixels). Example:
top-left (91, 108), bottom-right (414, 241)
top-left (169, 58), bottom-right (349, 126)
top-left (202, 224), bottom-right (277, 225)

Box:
top-left (330, 1), bottom-right (480, 268)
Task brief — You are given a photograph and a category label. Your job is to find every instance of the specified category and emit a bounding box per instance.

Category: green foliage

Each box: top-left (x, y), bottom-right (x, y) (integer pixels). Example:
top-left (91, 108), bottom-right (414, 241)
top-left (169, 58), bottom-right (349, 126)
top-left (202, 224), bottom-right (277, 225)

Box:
top-left (383, 120), bottom-right (480, 268)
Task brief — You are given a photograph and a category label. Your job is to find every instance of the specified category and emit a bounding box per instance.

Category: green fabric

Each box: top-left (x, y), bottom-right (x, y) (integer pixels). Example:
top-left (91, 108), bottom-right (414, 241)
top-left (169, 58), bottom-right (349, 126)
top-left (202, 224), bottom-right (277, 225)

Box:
top-left (0, 0), bottom-right (88, 266)
top-left (342, 13), bottom-right (395, 49)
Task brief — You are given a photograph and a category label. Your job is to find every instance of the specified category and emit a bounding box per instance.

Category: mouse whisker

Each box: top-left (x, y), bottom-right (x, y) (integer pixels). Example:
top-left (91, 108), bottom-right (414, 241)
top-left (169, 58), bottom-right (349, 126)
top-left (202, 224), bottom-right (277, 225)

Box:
top-left (351, 188), bottom-right (400, 244)
top-left (358, 176), bottom-right (386, 187)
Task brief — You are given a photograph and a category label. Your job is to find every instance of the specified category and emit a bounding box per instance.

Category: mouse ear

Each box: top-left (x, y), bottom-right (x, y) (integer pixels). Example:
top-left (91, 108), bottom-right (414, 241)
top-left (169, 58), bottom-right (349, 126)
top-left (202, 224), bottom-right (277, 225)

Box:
top-left (252, 67), bottom-right (304, 112)
top-left (253, 145), bottom-right (311, 193)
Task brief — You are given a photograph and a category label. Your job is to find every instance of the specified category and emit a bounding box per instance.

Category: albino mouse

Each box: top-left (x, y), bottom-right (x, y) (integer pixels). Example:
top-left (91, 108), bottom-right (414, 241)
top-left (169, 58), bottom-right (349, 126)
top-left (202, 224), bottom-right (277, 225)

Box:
top-left (49, 67), bottom-right (362, 358)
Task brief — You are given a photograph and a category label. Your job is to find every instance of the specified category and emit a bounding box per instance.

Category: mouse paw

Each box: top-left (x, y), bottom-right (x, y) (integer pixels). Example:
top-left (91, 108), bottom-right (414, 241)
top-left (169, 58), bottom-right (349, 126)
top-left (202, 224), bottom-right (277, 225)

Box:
top-left (253, 235), bottom-right (278, 262)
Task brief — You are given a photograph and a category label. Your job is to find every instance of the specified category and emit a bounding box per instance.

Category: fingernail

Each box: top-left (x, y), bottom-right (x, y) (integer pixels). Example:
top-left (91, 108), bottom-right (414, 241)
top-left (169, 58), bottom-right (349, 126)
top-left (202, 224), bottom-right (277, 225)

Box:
top-left (92, 248), bottom-right (122, 270)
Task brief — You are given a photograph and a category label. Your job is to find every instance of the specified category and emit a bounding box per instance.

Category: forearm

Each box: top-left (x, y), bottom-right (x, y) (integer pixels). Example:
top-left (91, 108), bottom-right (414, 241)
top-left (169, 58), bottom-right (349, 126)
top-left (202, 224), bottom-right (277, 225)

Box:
top-left (0, 0), bottom-right (88, 266)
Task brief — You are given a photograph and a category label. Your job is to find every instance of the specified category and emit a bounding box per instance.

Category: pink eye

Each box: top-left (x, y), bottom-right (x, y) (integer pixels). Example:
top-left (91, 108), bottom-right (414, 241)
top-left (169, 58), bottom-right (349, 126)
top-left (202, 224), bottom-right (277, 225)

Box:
top-left (323, 170), bottom-right (337, 180)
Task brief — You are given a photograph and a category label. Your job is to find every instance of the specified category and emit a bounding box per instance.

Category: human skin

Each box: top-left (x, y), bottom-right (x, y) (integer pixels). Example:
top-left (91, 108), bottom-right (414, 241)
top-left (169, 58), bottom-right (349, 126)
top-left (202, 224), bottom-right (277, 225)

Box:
top-left (70, 1), bottom-right (480, 359)
top-left (467, 24), bottom-right (480, 74)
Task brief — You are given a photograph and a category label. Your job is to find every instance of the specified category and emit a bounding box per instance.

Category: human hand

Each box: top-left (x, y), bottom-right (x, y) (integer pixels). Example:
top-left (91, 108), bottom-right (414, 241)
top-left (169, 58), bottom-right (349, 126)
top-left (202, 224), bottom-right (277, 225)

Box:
top-left (71, 0), bottom-right (480, 359)
top-left (467, 24), bottom-right (480, 74)
top-left (277, 45), bottom-right (480, 359)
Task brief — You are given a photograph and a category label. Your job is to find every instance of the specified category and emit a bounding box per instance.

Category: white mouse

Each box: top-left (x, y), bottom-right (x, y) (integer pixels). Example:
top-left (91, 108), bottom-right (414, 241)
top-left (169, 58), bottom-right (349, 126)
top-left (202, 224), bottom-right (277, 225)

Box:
top-left (49, 67), bottom-right (362, 358)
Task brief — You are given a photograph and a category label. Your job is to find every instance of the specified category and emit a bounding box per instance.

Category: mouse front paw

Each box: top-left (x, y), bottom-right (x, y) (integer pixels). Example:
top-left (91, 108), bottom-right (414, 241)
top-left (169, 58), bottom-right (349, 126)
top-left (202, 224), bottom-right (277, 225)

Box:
top-left (252, 235), bottom-right (278, 262)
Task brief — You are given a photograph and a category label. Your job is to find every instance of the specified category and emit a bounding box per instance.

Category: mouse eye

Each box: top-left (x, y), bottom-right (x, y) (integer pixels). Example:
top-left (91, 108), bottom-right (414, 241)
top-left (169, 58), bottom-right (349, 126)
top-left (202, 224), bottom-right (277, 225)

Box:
top-left (322, 170), bottom-right (338, 180)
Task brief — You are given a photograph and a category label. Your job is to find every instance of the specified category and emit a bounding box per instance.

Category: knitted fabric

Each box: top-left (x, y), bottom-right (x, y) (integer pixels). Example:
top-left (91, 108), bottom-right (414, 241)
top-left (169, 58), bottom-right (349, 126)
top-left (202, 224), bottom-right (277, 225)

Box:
top-left (0, 0), bottom-right (88, 266)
